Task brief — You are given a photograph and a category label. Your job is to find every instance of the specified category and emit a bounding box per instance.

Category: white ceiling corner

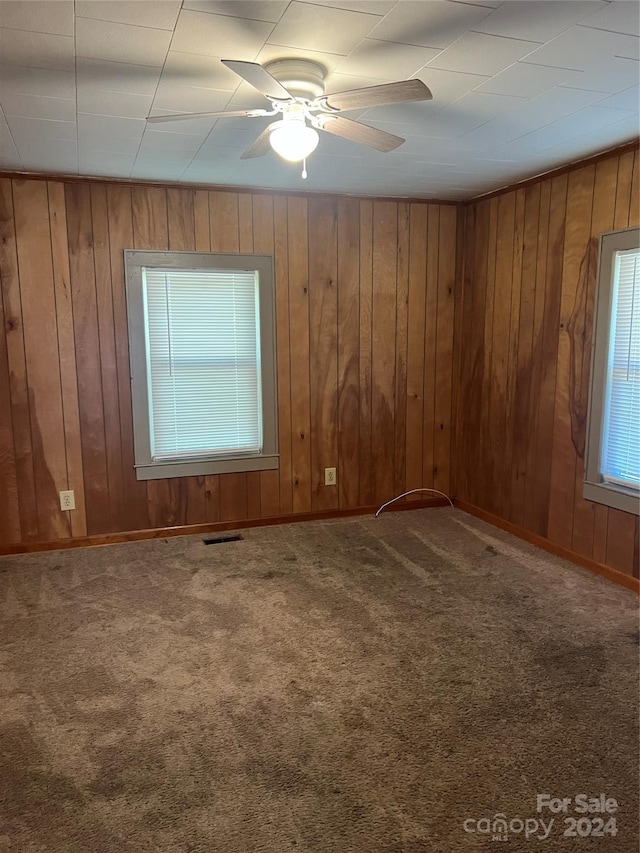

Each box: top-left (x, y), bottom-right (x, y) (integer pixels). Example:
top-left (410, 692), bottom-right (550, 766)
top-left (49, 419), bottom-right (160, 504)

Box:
top-left (0, 0), bottom-right (637, 199)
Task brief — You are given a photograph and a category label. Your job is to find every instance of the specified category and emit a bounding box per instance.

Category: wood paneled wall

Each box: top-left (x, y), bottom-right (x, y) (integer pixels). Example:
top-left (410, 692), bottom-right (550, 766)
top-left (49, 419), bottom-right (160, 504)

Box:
top-left (455, 148), bottom-right (639, 578)
top-left (0, 177), bottom-right (458, 546)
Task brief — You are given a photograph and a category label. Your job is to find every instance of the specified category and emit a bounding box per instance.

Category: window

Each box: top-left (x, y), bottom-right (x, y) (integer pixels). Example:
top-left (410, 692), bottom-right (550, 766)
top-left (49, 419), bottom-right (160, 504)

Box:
top-left (584, 227), bottom-right (639, 515)
top-left (125, 251), bottom-right (278, 480)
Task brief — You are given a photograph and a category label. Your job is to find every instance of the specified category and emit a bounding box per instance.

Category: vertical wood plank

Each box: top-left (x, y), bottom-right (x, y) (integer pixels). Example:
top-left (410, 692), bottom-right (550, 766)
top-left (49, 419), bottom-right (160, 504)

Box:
top-left (13, 181), bottom-right (69, 540)
top-left (488, 192), bottom-right (516, 516)
top-left (106, 184), bottom-right (150, 532)
top-left (503, 189), bottom-right (525, 521)
top-left (308, 196), bottom-right (339, 512)
top-left (422, 205), bottom-right (439, 492)
top-left (274, 195), bottom-right (293, 515)
top-left (209, 190), bottom-right (239, 252)
top-left (450, 205), bottom-right (466, 498)
top-left (337, 197), bottom-right (360, 509)
top-left (533, 175), bottom-right (568, 539)
top-left (0, 234), bottom-right (20, 543)
top-left (405, 204), bottom-right (428, 499)
top-left (547, 167), bottom-right (594, 548)
top-left (511, 184), bottom-right (540, 526)
top-left (629, 149), bottom-right (640, 227)
top-left (434, 204), bottom-right (456, 496)
top-left (605, 511), bottom-right (636, 575)
top-left (0, 179), bottom-right (38, 540)
top-left (571, 158), bottom-right (618, 558)
top-left (288, 196), bottom-right (311, 513)
top-left (219, 472), bottom-right (249, 522)
top-left (455, 204), bottom-right (477, 503)
top-left (372, 201), bottom-right (397, 504)
top-left (253, 193), bottom-right (281, 518)
top-left (478, 198), bottom-right (498, 505)
top-left (523, 180), bottom-right (552, 533)
top-left (47, 181), bottom-right (87, 538)
top-left (394, 202), bottom-right (409, 498)
top-left (358, 200), bottom-right (373, 506)
top-left (466, 201), bottom-right (489, 507)
top-left (90, 183), bottom-right (124, 533)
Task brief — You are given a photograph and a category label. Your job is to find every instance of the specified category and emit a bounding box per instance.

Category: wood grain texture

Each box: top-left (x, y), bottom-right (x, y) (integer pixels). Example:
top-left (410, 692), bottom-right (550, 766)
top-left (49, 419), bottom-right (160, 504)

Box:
top-left (13, 180), bottom-right (69, 540)
top-left (288, 196), bottom-right (312, 514)
top-left (66, 183), bottom-right (110, 535)
top-left (405, 204), bottom-right (428, 498)
top-left (106, 184), bottom-right (150, 533)
top-left (371, 201), bottom-right (397, 504)
top-left (48, 182), bottom-right (87, 538)
top-left (308, 197), bottom-right (339, 512)
top-left (457, 148), bottom-right (638, 577)
top-left (434, 205), bottom-right (456, 496)
top-left (337, 198), bottom-right (360, 509)
top-left (0, 179), bottom-right (38, 541)
top-left (358, 200), bottom-right (374, 507)
top-left (0, 176), bottom-right (457, 549)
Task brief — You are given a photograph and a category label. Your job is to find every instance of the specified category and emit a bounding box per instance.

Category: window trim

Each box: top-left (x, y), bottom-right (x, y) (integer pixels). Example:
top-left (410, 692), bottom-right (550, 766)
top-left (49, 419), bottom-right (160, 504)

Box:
top-left (583, 226), bottom-right (639, 515)
top-left (125, 250), bottom-right (278, 481)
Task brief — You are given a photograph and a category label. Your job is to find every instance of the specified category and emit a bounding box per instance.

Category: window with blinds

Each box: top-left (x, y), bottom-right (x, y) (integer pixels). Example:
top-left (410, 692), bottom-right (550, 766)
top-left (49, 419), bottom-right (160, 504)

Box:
top-left (584, 228), bottom-right (639, 515)
top-left (600, 249), bottom-right (639, 491)
top-left (125, 251), bottom-right (278, 481)
top-left (143, 268), bottom-right (262, 461)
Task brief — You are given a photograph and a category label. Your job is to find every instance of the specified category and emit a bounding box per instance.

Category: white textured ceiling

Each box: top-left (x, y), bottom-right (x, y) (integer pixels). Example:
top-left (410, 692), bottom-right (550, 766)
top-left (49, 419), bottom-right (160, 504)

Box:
top-left (0, 0), bottom-right (638, 199)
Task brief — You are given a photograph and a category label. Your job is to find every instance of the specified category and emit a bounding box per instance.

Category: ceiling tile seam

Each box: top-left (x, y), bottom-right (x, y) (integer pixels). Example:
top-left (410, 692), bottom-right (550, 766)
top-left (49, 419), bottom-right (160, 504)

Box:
top-left (0, 25), bottom-right (73, 38)
top-left (555, 84), bottom-right (631, 99)
top-left (282, 1), bottom-right (385, 21)
top-left (518, 59), bottom-right (600, 74)
top-left (576, 23), bottom-right (640, 39)
top-left (137, 7), bottom-right (241, 182)
top-left (74, 15), bottom-right (177, 34)
top-left (448, 0), bottom-right (501, 8)
top-left (1, 108), bottom-right (23, 169)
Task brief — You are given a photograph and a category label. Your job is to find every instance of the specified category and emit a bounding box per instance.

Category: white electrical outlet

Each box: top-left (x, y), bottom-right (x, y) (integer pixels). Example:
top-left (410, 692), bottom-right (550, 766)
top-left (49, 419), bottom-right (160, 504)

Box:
top-left (60, 490), bottom-right (75, 511)
top-left (324, 467), bottom-right (337, 486)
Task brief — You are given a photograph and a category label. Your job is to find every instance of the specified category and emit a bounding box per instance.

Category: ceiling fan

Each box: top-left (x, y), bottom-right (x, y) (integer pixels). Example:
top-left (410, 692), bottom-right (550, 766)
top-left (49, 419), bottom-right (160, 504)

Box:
top-left (146, 59), bottom-right (432, 172)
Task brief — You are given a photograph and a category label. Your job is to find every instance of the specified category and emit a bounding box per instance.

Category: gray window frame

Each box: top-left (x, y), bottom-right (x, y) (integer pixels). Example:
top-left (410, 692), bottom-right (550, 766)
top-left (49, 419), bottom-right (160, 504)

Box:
top-left (583, 226), bottom-right (639, 516)
top-left (125, 250), bottom-right (278, 481)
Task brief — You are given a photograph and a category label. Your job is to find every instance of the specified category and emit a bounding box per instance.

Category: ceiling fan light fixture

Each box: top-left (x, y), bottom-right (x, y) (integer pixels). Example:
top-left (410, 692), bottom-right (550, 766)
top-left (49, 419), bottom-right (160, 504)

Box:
top-left (269, 118), bottom-right (319, 162)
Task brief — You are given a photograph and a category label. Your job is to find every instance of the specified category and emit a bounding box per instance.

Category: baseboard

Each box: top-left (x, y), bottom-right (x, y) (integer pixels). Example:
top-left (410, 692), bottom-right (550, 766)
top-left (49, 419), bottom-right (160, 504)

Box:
top-left (0, 497), bottom-right (448, 556)
top-left (454, 499), bottom-right (640, 594)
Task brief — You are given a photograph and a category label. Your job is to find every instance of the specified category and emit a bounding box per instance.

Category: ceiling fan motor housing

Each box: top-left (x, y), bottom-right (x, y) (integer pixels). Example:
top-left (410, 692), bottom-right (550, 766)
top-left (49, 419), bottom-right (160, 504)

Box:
top-left (264, 59), bottom-right (326, 101)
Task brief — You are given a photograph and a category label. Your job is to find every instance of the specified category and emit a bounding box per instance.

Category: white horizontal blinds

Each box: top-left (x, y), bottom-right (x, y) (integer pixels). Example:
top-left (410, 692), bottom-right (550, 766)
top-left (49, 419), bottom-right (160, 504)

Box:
top-left (601, 249), bottom-right (640, 490)
top-left (143, 267), bottom-right (262, 461)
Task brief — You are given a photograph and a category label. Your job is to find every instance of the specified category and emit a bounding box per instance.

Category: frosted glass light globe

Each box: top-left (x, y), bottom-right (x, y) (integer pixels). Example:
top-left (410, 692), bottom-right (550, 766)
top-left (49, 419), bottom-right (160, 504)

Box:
top-left (269, 119), bottom-right (319, 162)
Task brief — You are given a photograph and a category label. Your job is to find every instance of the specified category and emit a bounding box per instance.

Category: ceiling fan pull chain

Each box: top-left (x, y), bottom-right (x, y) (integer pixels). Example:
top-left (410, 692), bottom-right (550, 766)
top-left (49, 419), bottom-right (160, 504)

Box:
top-left (302, 158), bottom-right (308, 180)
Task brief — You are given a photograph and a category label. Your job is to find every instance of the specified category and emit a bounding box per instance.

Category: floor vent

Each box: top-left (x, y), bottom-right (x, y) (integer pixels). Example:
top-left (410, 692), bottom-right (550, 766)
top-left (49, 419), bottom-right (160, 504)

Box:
top-left (202, 534), bottom-right (244, 545)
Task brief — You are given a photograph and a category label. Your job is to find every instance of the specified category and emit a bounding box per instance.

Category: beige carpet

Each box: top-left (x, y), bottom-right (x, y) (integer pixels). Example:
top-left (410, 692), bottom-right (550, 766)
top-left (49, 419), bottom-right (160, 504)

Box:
top-left (0, 508), bottom-right (637, 852)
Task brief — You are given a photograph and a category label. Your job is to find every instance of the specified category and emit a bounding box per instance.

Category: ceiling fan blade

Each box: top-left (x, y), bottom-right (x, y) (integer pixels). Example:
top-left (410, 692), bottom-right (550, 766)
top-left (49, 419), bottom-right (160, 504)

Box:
top-left (323, 79), bottom-right (432, 112)
top-left (317, 115), bottom-right (404, 153)
top-left (146, 109), bottom-right (267, 123)
top-left (222, 59), bottom-right (293, 101)
top-left (241, 127), bottom-right (273, 160)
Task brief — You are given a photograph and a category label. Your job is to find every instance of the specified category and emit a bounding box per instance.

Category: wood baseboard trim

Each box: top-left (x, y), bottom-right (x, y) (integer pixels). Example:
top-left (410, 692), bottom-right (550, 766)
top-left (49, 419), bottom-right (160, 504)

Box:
top-left (454, 499), bottom-right (640, 594)
top-left (0, 498), bottom-right (447, 556)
